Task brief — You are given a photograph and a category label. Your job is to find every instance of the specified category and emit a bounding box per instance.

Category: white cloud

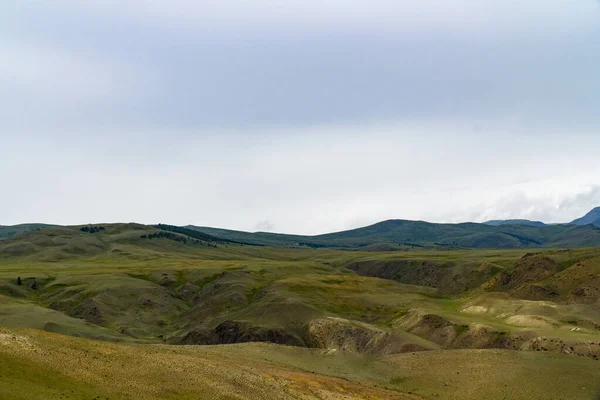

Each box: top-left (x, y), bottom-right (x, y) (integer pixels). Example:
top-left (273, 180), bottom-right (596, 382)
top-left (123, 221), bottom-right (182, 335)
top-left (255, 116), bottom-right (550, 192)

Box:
top-left (2, 123), bottom-right (599, 233)
top-left (442, 184), bottom-right (600, 224)
top-left (254, 220), bottom-right (275, 232)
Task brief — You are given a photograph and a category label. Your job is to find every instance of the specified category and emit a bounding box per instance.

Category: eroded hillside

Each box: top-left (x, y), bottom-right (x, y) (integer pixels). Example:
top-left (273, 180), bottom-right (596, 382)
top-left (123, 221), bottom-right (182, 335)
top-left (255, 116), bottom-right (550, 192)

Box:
top-left (1, 225), bottom-right (600, 398)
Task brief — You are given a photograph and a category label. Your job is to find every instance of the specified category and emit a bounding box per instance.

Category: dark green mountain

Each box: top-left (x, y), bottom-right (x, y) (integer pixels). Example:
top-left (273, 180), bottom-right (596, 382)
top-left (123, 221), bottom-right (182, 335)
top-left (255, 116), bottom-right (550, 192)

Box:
top-left (484, 219), bottom-right (546, 227)
top-left (187, 220), bottom-right (600, 249)
top-left (2, 206), bottom-right (599, 249)
top-left (571, 207), bottom-right (600, 227)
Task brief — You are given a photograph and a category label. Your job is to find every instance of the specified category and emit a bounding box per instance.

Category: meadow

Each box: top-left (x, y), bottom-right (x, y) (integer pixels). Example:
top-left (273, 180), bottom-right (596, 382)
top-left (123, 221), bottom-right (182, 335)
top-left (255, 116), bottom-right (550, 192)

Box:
top-left (1, 224), bottom-right (599, 399)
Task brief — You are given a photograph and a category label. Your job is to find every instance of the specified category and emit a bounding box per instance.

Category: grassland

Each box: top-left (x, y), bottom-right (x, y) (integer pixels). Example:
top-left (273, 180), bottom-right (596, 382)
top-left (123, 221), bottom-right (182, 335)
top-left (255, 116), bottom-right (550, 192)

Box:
top-left (1, 224), bottom-right (600, 398)
top-left (1, 328), bottom-right (599, 400)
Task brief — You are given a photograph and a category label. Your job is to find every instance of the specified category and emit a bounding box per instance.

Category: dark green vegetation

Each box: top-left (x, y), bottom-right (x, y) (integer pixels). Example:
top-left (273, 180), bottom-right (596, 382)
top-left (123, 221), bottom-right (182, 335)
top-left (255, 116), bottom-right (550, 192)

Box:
top-left (1, 223), bottom-right (600, 399)
top-left (80, 225), bottom-right (105, 233)
top-left (154, 224), bottom-right (242, 244)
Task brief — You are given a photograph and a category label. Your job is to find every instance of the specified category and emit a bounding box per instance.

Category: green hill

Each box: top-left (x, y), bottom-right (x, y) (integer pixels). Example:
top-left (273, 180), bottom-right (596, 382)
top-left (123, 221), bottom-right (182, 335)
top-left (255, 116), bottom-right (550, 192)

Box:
top-left (0, 224), bottom-right (56, 240)
top-left (3, 206), bottom-right (599, 249)
top-left (2, 224), bottom-right (600, 398)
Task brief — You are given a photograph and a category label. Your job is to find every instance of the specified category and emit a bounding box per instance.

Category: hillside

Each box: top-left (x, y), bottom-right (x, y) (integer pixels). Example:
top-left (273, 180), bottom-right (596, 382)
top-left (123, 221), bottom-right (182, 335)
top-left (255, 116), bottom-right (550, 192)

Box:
top-left (1, 226), bottom-right (599, 351)
top-left (2, 205), bottom-right (598, 249)
top-left (2, 328), bottom-right (599, 400)
top-left (1, 224), bottom-right (600, 398)
top-left (0, 224), bottom-right (55, 240)
top-left (484, 219), bottom-right (546, 227)
top-left (572, 207), bottom-right (600, 227)
top-left (188, 220), bottom-right (600, 249)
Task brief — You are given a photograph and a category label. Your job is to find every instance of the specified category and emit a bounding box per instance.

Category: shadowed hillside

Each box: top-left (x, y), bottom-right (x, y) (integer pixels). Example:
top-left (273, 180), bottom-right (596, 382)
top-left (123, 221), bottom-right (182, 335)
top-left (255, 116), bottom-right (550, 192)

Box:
top-left (572, 207), bottom-right (600, 227)
top-left (484, 219), bottom-right (546, 227)
top-left (188, 219), bottom-right (600, 249)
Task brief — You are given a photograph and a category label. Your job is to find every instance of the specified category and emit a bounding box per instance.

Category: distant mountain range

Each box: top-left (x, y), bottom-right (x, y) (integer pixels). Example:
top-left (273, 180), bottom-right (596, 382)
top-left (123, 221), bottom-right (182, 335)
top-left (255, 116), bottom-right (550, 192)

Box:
top-left (2, 207), bottom-right (600, 250)
top-left (187, 219), bottom-right (600, 249)
top-left (486, 207), bottom-right (600, 228)
top-left (571, 207), bottom-right (600, 227)
top-left (185, 206), bottom-right (600, 249)
top-left (483, 219), bottom-right (546, 227)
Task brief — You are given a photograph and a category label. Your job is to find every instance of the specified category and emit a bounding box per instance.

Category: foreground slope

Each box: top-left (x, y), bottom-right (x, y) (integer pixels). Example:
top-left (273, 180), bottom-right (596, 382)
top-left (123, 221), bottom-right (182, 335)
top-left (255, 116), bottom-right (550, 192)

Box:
top-left (1, 328), bottom-right (599, 400)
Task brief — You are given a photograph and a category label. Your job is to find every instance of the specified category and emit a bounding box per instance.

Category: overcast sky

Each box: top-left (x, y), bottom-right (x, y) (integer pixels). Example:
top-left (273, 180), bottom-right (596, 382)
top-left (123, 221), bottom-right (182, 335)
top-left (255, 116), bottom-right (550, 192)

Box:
top-left (1, 1), bottom-right (599, 234)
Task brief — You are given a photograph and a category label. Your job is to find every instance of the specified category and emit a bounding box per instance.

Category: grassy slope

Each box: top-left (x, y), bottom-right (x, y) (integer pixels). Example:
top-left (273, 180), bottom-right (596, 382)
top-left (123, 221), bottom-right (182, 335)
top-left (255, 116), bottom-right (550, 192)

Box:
top-left (1, 328), bottom-right (599, 400)
top-left (0, 224), bottom-right (56, 240)
top-left (1, 228), bottom-right (599, 337)
top-left (1, 225), bottom-right (600, 398)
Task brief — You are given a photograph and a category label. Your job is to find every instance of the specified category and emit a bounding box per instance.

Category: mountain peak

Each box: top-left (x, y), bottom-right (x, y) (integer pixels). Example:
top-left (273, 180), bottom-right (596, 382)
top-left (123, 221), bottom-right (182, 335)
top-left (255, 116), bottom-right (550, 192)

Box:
top-left (571, 206), bottom-right (600, 227)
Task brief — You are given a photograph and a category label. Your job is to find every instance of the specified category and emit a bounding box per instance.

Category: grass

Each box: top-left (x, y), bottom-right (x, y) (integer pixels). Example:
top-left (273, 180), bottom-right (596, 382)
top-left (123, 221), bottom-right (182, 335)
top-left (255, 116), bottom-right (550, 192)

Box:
top-left (0, 328), bottom-right (409, 400)
top-left (1, 224), bottom-right (600, 398)
top-left (1, 328), bottom-right (600, 400)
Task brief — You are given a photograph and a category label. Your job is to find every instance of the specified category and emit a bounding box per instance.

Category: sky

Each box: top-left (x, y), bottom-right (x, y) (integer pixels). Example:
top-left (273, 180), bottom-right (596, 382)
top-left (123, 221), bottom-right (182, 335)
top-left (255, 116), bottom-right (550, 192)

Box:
top-left (1, 1), bottom-right (600, 234)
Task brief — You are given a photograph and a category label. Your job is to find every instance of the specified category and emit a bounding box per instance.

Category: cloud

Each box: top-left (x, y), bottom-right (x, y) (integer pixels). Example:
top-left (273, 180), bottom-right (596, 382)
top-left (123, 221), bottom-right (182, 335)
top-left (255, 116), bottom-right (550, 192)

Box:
top-left (1, 1), bottom-right (599, 232)
top-left (0, 37), bottom-right (159, 131)
top-left (254, 220), bottom-right (275, 232)
top-left (2, 1), bottom-right (599, 131)
top-left (480, 188), bottom-right (600, 223)
top-left (41, 0), bottom-right (600, 36)
top-left (2, 123), bottom-right (599, 233)
top-left (438, 184), bottom-right (600, 224)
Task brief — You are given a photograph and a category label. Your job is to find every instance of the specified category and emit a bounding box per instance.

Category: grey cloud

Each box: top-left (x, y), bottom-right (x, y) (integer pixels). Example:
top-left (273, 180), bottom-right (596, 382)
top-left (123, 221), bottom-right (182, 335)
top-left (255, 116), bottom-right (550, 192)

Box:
top-left (1, 1), bottom-right (599, 232)
top-left (2, 34), bottom-right (599, 133)
top-left (1, 1), bottom-right (599, 132)
top-left (455, 186), bottom-right (600, 225)
top-left (556, 186), bottom-right (600, 221)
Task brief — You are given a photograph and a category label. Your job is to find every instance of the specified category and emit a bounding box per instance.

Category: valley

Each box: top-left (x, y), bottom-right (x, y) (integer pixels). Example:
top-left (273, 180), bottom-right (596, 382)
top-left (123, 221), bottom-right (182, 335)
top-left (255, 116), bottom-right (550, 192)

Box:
top-left (1, 223), bottom-right (600, 398)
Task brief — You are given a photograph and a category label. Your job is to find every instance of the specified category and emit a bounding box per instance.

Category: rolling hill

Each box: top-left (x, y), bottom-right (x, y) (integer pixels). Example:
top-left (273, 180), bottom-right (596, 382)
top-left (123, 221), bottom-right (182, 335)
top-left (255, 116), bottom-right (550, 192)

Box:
top-left (3, 206), bottom-right (599, 249)
top-left (0, 224), bottom-right (56, 240)
top-left (1, 223), bottom-right (600, 398)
